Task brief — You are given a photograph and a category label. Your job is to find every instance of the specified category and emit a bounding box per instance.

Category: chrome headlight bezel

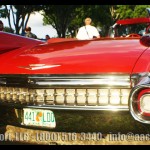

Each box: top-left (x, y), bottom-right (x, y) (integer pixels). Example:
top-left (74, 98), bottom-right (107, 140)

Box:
top-left (130, 72), bottom-right (150, 124)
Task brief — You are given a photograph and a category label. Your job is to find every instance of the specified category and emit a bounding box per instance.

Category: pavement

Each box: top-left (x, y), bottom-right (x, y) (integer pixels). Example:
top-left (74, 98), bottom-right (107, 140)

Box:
top-left (1, 125), bottom-right (150, 145)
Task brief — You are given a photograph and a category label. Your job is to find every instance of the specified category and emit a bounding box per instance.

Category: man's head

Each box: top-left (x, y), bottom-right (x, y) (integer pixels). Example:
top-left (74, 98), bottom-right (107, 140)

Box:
top-left (25, 26), bottom-right (31, 32)
top-left (45, 34), bottom-right (50, 40)
top-left (84, 17), bottom-right (92, 25)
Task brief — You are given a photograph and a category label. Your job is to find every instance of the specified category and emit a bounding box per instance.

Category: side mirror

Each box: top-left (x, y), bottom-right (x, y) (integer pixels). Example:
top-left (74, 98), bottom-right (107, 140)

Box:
top-left (140, 34), bottom-right (150, 47)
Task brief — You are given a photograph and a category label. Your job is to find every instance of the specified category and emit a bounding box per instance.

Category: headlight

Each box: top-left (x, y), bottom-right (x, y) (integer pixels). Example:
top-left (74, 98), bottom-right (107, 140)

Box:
top-left (140, 94), bottom-right (150, 114)
top-left (130, 86), bottom-right (150, 124)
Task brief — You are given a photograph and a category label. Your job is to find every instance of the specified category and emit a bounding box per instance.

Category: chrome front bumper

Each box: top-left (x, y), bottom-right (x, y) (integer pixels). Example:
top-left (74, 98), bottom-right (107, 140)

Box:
top-left (0, 74), bottom-right (131, 111)
top-left (0, 73), bottom-right (150, 132)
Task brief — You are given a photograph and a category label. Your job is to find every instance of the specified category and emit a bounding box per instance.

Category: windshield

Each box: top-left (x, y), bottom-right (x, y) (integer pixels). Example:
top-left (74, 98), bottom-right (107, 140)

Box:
top-left (108, 23), bottom-right (150, 37)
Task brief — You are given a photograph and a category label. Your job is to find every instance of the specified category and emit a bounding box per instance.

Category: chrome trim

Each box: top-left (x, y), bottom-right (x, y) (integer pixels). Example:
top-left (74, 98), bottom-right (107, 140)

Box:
top-left (0, 87), bottom-right (130, 109)
top-left (34, 78), bottom-right (130, 87)
top-left (19, 64), bottom-right (60, 70)
top-left (0, 74), bottom-right (131, 110)
top-left (129, 73), bottom-right (150, 124)
top-left (29, 74), bottom-right (131, 87)
top-left (130, 72), bottom-right (149, 87)
top-left (26, 105), bottom-right (129, 111)
top-left (0, 74), bottom-right (131, 87)
top-left (0, 101), bottom-right (129, 111)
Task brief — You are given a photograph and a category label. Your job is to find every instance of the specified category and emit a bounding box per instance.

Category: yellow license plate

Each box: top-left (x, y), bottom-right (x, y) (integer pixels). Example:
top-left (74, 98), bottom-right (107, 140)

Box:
top-left (23, 108), bottom-right (56, 128)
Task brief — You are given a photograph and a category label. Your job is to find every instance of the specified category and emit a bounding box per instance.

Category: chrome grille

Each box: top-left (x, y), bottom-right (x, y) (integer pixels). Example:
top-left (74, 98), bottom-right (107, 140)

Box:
top-left (0, 86), bottom-right (130, 106)
top-left (0, 74), bottom-right (132, 110)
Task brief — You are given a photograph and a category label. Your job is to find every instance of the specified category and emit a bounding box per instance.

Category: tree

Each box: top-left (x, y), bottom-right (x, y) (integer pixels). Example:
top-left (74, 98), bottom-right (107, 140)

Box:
top-left (1, 5), bottom-right (42, 34)
top-left (114, 5), bottom-right (135, 19)
top-left (42, 5), bottom-right (81, 38)
top-left (67, 5), bottom-right (113, 37)
top-left (43, 5), bottom-right (113, 38)
top-left (115, 5), bottom-right (150, 19)
top-left (132, 5), bottom-right (150, 18)
top-left (66, 5), bottom-right (87, 38)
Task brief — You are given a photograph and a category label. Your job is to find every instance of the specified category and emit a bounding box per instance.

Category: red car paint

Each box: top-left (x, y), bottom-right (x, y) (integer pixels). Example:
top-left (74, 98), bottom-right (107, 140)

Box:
top-left (0, 32), bottom-right (148, 74)
top-left (1, 16), bottom-right (150, 130)
top-left (116, 17), bottom-right (150, 25)
top-left (0, 31), bottom-right (44, 54)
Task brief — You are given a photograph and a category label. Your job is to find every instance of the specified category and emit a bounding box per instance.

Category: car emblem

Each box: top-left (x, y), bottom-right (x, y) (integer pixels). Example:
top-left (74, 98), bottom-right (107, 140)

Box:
top-left (19, 64), bottom-right (60, 70)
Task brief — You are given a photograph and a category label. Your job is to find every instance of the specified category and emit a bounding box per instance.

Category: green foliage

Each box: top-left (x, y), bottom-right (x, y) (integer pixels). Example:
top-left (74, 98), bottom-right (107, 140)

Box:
top-left (42, 5), bottom-right (81, 38)
top-left (12, 5), bottom-right (42, 34)
top-left (43, 5), bottom-right (113, 37)
top-left (1, 5), bottom-right (150, 37)
top-left (115, 5), bottom-right (135, 19)
top-left (0, 5), bottom-right (8, 18)
top-left (1, 5), bottom-right (43, 34)
top-left (3, 26), bottom-right (14, 33)
top-left (133, 5), bottom-right (150, 18)
top-left (116, 5), bottom-right (150, 19)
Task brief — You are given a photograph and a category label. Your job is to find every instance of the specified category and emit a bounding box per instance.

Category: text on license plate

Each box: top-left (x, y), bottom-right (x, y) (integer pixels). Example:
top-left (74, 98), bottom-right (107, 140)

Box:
top-left (23, 108), bottom-right (56, 128)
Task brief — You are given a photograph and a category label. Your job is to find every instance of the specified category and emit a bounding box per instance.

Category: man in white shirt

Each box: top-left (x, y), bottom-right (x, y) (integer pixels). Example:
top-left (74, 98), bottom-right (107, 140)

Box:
top-left (76, 17), bottom-right (100, 40)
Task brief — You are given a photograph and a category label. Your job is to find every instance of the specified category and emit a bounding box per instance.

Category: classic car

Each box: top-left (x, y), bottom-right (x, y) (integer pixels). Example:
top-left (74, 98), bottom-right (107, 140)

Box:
top-left (1, 11), bottom-right (150, 134)
top-left (108, 15), bottom-right (150, 37)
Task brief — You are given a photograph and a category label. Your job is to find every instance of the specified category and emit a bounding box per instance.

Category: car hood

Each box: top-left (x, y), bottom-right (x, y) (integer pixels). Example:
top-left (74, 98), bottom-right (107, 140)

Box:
top-left (0, 38), bottom-right (148, 74)
top-left (0, 31), bottom-right (44, 54)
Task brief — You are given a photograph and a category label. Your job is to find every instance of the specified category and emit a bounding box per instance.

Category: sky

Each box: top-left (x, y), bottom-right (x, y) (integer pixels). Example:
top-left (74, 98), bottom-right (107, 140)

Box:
top-left (1, 11), bottom-right (58, 39)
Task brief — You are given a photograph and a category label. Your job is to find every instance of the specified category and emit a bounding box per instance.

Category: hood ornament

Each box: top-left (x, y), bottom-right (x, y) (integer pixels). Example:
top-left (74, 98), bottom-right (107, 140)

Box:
top-left (19, 64), bottom-right (60, 70)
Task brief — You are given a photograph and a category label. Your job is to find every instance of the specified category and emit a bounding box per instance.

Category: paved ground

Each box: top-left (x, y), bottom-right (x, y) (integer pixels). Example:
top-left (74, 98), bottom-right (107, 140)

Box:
top-left (1, 125), bottom-right (150, 145)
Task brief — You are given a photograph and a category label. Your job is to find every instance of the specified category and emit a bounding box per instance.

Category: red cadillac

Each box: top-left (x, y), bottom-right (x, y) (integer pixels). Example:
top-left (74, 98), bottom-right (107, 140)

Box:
top-left (0, 9), bottom-right (150, 134)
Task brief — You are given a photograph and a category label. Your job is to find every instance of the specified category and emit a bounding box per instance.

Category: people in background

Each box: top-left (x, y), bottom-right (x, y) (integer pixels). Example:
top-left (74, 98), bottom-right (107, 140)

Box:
top-left (76, 17), bottom-right (100, 40)
top-left (45, 34), bottom-right (50, 41)
top-left (0, 20), bottom-right (4, 31)
top-left (25, 26), bottom-right (37, 39)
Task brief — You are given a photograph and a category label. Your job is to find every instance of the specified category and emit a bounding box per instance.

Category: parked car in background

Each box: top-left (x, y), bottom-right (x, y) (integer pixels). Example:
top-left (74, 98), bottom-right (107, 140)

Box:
top-left (108, 17), bottom-right (150, 38)
top-left (0, 9), bottom-right (150, 134)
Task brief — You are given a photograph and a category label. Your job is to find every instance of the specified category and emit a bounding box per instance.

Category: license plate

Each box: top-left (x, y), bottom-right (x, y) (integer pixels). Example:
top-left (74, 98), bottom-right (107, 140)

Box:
top-left (23, 108), bottom-right (56, 128)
